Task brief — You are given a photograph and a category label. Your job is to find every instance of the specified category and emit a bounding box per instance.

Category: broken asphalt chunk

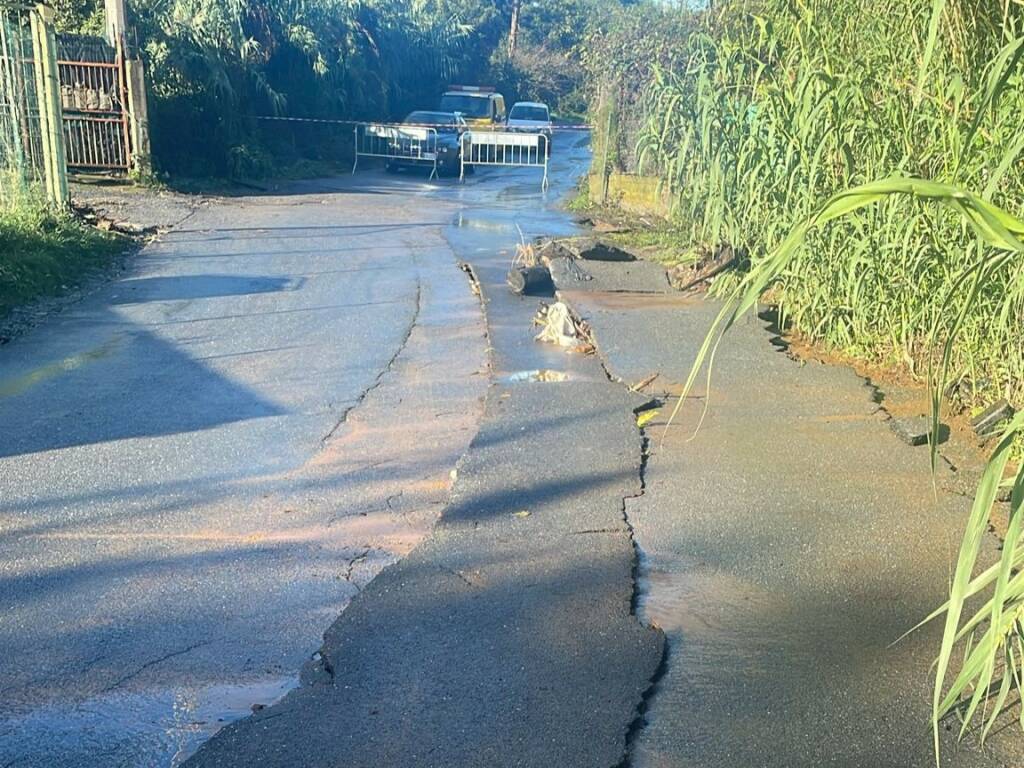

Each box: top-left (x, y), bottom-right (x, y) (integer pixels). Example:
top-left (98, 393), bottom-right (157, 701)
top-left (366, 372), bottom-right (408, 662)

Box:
top-left (507, 265), bottom-right (553, 296)
top-left (970, 399), bottom-right (1015, 437)
top-left (569, 237), bottom-right (636, 262)
top-left (890, 416), bottom-right (950, 447)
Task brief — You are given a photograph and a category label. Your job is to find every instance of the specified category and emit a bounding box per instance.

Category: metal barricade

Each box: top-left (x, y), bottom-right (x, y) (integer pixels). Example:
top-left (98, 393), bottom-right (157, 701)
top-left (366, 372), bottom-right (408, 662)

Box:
top-left (352, 123), bottom-right (438, 179)
top-left (460, 130), bottom-right (549, 190)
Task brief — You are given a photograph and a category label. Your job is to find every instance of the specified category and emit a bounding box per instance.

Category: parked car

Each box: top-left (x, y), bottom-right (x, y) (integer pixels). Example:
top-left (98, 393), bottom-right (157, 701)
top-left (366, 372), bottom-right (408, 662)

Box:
top-left (439, 85), bottom-right (507, 127)
top-left (507, 101), bottom-right (553, 153)
top-left (386, 111), bottom-right (466, 176)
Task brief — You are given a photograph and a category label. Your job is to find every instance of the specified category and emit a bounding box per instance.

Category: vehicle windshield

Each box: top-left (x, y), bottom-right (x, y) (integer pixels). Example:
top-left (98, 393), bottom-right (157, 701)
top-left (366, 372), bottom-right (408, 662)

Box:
top-left (404, 111), bottom-right (460, 126)
top-left (509, 105), bottom-right (549, 122)
top-left (439, 94), bottom-right (491, 118)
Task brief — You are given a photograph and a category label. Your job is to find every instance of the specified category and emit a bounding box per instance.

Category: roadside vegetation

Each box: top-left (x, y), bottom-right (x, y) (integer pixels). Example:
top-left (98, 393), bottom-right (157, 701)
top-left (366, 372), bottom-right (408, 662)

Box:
top-left (577, 0), bottom-right (1024, 756)
top-left (54, 0), bottom-right (625, 178)
top-left (2, 0), bottom-right (626, 316)
top-left (0, 185), bottom-right (121, 322)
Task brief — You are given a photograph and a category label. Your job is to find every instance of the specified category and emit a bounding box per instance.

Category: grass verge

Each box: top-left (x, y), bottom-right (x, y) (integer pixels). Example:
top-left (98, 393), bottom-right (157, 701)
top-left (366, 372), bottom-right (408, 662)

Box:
top-left (1, 196), bottom-right (125, 320)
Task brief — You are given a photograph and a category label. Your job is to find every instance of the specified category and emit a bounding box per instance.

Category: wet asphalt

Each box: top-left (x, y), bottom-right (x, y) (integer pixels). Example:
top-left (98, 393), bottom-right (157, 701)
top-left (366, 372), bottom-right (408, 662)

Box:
top-left (1, 133), bottom-right (665, 767)
top-left (560, 278), bottom-right (1023, 766)
top-left (184, 134), bottom-right (665, 767)
top-left (1, 163), bottom-right (494, 765)
top-left (5, 127), bottom-right (1015, 768)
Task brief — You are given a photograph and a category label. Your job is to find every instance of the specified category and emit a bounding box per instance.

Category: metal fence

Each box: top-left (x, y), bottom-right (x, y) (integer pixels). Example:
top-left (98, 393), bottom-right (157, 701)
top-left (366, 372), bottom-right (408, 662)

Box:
top-left (0, 6), bottom-right (44, 197)
top-left (460, 130), bottom-right (549, 190)
top-left (59, 57), bottom-right (130, 169)
top-left (0, 4), bottom-right (66, 205)
top-left (352, 122), bottom-right (439, 179)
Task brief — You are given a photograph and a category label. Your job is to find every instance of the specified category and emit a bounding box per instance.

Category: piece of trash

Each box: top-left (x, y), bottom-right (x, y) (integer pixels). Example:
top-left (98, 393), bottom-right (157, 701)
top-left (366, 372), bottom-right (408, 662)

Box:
top-left (513, 510), bottom-right (531, 518)
top-left (890, 416), bottom-right (949, 447)
top-left (534, 301), bottom-right (595, 350)
top-left (636, 409), bottom-right (660, 428)
top-left (629, 372), bottom-right (660, 393)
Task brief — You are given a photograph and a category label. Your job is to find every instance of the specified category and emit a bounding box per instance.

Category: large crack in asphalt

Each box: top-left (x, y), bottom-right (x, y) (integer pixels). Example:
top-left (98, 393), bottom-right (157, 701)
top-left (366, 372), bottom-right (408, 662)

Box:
top-left (319, 282), bottom-right (423, 445)
top-left (613, 425), bottom-right (669, 768)
top-left (186, 252), bottom-right (663, 768)
top-left (569, 296), bottom-right (670, 768)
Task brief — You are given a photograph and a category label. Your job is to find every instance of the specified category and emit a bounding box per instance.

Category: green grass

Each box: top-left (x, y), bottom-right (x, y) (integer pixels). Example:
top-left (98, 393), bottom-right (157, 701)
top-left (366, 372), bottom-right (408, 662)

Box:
top-left (0, 196), bottom-right (124, 319)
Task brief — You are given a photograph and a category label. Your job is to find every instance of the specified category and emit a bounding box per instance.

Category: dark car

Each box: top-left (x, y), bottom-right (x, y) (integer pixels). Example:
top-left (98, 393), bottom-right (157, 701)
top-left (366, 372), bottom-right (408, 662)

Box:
top-left (386, 111), bottom-right (467, 177)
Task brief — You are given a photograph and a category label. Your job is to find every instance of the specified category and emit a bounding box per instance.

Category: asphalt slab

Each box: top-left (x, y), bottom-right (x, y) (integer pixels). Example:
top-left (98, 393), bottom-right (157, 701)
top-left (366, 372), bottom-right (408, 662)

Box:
top-left (186, 134), bottom-right (665, 768)
top-left (560, 272), bottom-right (1023, 767)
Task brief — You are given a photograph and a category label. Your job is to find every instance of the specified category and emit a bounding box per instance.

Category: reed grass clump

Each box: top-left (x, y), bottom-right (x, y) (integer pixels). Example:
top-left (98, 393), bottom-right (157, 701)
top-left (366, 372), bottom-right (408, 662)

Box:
top-left (637, 0), bottom-right (1024, 408)
top-left (630, 0), bottom-right (1024, 758)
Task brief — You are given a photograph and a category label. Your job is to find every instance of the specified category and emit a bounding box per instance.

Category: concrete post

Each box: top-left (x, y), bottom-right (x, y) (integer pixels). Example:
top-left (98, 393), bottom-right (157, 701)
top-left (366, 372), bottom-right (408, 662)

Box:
top-left (30, 4), bottom-right (68, 206)
top-left (124, 57), bottom-right (151, 174)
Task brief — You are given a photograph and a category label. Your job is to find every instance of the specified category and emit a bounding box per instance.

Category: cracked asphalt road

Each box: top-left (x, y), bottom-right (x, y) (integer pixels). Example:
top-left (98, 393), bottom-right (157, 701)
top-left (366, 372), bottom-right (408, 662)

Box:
top-left (184, 133), bottom-right (664, 767)
top-left (2, 132), bottom-right (663, 768)
top-left (0, 170), bottom-right (488, 766)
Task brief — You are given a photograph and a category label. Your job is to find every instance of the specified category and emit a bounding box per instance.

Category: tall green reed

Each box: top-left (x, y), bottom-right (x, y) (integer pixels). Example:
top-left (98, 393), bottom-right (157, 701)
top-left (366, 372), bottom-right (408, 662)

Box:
top-left (630, 0), bottom-right (1024, 760)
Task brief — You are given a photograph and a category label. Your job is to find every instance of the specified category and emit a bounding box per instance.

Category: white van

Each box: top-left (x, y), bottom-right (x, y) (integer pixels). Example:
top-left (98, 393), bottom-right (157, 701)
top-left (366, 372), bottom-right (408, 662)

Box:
top-left (507, 101), bottom-right (553, 152)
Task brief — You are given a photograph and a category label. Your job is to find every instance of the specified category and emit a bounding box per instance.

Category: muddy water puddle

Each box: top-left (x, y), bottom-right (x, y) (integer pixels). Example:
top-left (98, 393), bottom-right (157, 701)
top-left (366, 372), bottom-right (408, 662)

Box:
top-left (636, 555), bottom-right (784, 664)
top-left (0, 675), bottom-right (298, 767)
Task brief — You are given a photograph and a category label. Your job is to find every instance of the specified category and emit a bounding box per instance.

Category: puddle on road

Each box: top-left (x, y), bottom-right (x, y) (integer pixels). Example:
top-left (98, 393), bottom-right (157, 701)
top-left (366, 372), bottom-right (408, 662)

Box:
top-left (0, 335), bottom-right (123, 399)
top-left (635, 550), bottom-right (792, 678)
top-left (502, 369), bottom-right (572, 383)
top-left (0, 675), bottom-right (298, 768)
top-left (453, 212), bottom-right (519, 233)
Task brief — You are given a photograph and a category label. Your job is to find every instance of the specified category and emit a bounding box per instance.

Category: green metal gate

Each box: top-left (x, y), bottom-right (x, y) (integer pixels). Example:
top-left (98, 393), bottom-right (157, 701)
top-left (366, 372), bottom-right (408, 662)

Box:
top-left (0, 3), bottom-right (67, 205)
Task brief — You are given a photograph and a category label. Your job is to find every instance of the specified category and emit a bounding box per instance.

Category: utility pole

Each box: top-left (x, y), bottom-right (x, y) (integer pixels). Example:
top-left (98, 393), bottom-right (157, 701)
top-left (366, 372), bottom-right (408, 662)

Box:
top-left (508, 0), bottom-right (521, 56)
top-left (104, 0), bottom-right (127, 46)
top-left (104, 0), bottom-right (151, 175)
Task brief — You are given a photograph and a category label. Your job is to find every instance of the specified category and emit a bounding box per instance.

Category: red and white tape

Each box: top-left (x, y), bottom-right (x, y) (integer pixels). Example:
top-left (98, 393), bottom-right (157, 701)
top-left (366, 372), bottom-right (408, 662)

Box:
top-left (253, 115), bottom-right (592, 130)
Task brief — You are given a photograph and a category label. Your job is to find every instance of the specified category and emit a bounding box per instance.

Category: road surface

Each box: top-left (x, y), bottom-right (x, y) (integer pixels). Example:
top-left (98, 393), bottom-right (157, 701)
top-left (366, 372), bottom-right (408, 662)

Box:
top-left (0, 155), bottom-right (513, 765)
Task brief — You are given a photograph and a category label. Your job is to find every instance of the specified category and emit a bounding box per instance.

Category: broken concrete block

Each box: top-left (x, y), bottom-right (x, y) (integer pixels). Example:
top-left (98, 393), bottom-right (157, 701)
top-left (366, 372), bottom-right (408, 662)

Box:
top-left (890, 416), bottom-right (950, 447)
top-left (970, 399), bottom-right (1015, 437)
top-left (507, 265), bottom-right (553, 296)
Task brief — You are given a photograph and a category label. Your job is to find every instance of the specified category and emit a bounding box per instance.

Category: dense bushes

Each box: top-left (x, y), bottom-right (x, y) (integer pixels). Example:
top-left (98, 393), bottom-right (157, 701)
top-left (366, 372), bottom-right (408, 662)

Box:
top-left (56, 0), bottom-right (630, 177)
